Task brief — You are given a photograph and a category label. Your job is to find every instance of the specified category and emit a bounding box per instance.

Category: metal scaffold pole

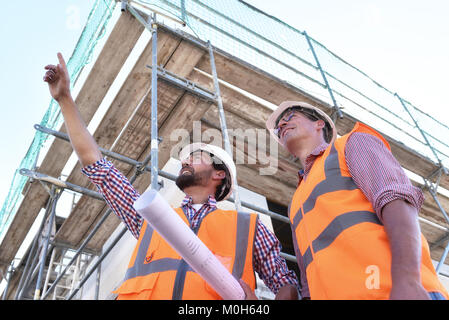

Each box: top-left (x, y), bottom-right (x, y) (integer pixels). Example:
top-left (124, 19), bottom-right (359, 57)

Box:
top-left (436, 242), bottom-right (449, 275)
top-left (395, 93), bottom-right (447, 174)
top-left (36, 139), bottom-right (155, 300)
top-left (41, 247), bottom-right (57, 298)
top-left (94, 249), bottom-right (102, 300)
top-left (1, 263), bottom-right (13, 300)
top-left (396, 93), bottom-right (449, 273)
top-left (304, 31), bottom-right (342, 120)
top-left (423, 170), bottom-right (449, 274)
top-left (126, 3), bottom-right (160, 191)
top-left (207, 41), bottom-right (242, 212)
top-left (34, 186), bottom-right (61, 300)
top-left (14, 185), bottom-right (58, 300)
top-left (150, 13), bottom-right (159, 190)
top-left (67, 226), bottom-right (128, 300)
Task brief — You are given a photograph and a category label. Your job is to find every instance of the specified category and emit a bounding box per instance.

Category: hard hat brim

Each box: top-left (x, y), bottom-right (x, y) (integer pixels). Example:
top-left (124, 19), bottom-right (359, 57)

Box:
top-left (266, 101), bottom-right (337, 146)
top-left (179, 143), bottom-right (236, 201)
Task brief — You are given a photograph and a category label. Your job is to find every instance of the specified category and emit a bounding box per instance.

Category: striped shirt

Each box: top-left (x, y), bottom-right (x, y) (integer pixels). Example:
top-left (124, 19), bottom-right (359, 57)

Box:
top-left (82, 158), bottom-right (299, 294)
top-left (295, 132), bottom-right (424, 298)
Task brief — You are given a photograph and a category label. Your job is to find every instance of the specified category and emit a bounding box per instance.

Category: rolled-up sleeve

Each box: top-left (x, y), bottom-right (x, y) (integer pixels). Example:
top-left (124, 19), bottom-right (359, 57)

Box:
top-left (82, 157), bottom-right (143, 239)
top-left (345, 132), bottom-right (424, 223)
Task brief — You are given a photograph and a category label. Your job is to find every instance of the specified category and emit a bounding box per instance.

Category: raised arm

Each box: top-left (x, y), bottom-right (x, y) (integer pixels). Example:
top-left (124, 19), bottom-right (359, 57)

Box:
top-left (43, 52), bottom-right (102, 167)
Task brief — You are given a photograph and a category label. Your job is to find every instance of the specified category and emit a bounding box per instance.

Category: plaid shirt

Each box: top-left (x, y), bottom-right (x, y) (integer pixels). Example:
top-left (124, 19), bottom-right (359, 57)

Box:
top-left (82, 158), bottom-right (299, 294)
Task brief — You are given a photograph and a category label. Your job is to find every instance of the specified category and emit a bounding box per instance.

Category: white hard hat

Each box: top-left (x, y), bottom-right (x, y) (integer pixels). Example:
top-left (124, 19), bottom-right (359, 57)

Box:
top-left (266, 101), bottom-right (337, 146)
top-left (179, 143), bottom-right (236, 201)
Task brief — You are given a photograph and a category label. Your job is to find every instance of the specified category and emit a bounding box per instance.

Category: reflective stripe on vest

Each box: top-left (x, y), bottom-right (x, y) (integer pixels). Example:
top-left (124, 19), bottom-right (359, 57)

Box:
top-left (291, 144), bottom-right (380, 249)
top-left (292, 139), bottom-right (382, 274)
top-left (123, 224), bottom-right (191, 281)
top-left (121, 208), bottom-right (256, 299)
top-left (301, 210), bottom-right (382, 270)
top-left (233, 210), bottom-right (252, 279)
top-left (291, 145), bottom-right (359, 231)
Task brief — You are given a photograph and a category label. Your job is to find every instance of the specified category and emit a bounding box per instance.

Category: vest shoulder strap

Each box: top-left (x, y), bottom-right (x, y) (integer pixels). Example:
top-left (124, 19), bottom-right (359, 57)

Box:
top-left (339, 122), bottom-right (390, 151)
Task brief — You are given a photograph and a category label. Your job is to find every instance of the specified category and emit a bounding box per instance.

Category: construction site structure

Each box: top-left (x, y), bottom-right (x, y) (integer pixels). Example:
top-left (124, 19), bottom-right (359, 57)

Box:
top-left (1, 0), bottom-right (449, 300)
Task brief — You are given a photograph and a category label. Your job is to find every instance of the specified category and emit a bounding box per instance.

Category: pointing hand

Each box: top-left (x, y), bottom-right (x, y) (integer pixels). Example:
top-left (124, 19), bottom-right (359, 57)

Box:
top-left (43, 52), bottom-right (71, 102)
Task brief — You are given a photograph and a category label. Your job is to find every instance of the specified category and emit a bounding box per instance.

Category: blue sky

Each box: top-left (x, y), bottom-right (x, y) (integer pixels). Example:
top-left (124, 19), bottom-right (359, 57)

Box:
top-left (0, 1), bottom-right (94, 211)
top-left (0, 0), bottom-right (448, 216)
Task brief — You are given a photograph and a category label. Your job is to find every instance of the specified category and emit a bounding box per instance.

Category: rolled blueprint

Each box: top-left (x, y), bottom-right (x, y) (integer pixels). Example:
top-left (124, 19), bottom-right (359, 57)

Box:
top-left (133, 188), bottom-right (245, 300)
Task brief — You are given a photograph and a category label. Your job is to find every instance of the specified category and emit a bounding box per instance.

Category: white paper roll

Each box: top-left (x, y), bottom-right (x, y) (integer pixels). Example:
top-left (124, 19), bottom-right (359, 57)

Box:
top-left (134, 188), bottom-right (245, 300)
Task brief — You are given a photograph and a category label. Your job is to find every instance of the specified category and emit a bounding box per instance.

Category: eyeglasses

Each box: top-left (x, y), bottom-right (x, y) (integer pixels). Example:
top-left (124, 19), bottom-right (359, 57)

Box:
top-left (274, 107), bottom-right (321, 138)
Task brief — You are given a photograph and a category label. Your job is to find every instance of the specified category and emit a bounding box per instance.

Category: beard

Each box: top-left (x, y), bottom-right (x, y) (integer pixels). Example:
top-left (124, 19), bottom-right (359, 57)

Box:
top-left (175, 166), bottom-right (213, 191)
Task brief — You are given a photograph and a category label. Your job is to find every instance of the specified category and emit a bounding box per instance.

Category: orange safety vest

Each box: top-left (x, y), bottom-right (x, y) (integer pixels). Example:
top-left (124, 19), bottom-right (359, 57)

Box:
top-left (114, 208), bottom-right (258, 300)
top-left (289, 122), bottom-right (449, 300)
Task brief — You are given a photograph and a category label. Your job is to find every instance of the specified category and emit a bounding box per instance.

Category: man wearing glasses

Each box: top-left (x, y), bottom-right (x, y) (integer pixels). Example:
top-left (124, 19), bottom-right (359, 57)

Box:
top-left (262, 100), bottom-right (448, 300)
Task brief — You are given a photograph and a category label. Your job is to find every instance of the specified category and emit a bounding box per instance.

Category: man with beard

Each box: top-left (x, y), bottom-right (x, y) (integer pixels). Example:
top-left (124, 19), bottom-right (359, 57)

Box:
top-left (43, 53), bottom-right (299, 299)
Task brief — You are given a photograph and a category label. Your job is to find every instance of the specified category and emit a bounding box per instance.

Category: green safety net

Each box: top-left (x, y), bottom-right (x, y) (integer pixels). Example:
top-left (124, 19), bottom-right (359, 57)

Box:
top-left (0, 0), bottom-right (117, 239)
top-left (138, 0), bottom-right (449, 169)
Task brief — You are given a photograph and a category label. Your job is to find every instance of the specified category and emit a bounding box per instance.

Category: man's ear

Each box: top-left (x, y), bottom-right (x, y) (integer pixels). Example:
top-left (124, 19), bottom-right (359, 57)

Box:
top-left (212, 169), bottom-right (226, 181)
top-left (316, 119), bottom-right (325, 130)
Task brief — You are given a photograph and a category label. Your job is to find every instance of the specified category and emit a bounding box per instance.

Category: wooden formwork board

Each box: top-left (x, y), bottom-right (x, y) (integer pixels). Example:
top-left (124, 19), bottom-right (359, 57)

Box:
top-left (194, 53), bottom-right (449, 193)
top-left (419, 187), bottom-right (449, 228)
top-left (200, 110), bottom-right (298, 190)
top-left (189, 69), bottom-right (296, 162)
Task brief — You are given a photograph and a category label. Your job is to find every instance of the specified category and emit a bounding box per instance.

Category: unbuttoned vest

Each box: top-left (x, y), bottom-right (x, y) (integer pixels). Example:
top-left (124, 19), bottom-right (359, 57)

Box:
top-left (289, 122), bottom-right (449, 299)
top-left (115, 208), bottom-right (258, 300)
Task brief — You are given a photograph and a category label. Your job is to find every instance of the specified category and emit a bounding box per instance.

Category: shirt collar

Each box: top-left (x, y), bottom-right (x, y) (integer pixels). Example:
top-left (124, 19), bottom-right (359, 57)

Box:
top-left (297, 142), bottom-right (330, 181)
top-left (181, 195), bottom-right (217, 209)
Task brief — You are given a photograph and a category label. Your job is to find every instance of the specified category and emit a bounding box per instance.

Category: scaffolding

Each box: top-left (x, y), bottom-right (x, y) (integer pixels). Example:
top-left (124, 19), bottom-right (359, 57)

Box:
top-left (1, 0), bottom-right (449, 299)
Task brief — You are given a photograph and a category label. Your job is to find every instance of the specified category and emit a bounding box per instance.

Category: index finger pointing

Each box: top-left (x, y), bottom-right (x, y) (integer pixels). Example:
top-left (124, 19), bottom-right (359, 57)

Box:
top-left (57, 52), bottom-right (67, 68)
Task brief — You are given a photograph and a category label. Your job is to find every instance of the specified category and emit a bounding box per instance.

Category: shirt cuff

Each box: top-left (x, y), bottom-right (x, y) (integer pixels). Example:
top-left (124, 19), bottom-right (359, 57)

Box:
top-left (81, 157), bottom-right (113, 184)
top-left (374, 184), bottom-right (424, 222)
